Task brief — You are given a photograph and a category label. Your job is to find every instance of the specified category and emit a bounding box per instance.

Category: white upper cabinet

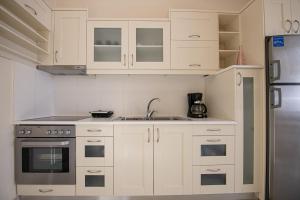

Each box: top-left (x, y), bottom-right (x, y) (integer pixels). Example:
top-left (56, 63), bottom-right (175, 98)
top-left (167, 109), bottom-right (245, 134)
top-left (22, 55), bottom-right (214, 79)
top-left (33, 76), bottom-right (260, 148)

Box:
top-left (54, 10), bottom-right (87, 65)
top-left (129, 21), bottom-right (170, 69)
top-left (265, 0), bottom-right (300, 35)
top-left (114, 125), bottom-right (154, 196)
top-left (87, 21), bottom-right (129, 69)
top-left (171, 12), bottom-right (218, 41)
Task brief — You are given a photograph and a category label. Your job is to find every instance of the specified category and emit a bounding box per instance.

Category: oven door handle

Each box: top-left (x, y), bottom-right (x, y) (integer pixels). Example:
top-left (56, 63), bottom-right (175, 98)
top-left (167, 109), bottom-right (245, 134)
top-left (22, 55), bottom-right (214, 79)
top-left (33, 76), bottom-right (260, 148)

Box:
top-left (21, 141), bottom-right (70, 147)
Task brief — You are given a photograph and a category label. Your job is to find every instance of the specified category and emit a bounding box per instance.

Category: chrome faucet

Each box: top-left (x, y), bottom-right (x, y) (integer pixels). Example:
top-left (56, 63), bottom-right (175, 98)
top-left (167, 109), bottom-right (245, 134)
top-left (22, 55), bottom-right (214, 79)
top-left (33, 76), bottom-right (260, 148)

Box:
top-left (146, 98), bottom-right (160, 119)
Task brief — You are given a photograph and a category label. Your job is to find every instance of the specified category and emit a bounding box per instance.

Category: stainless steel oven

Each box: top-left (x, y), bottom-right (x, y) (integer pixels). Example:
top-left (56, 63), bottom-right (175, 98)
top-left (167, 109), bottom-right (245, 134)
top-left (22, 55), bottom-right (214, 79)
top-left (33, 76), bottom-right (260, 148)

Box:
top-left (15, 125), bottom-right (76, 185)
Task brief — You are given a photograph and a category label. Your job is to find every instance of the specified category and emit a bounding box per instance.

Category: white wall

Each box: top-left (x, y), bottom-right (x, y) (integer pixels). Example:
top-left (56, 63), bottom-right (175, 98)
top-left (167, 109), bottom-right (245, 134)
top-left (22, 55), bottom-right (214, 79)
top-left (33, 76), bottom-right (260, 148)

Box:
top-left (53, 75), bottom-right (205, 117)
top-left (54, 0), bottom-right (250, 18)
top-left (13, 62), bottom-right (54, 121)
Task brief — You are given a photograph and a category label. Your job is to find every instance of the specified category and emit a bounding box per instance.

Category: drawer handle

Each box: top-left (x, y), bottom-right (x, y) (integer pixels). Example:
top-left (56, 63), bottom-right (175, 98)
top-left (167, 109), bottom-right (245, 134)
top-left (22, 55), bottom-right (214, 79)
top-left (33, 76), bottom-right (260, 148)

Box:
top-left (87, 129), bottom-right (102, 132)
top-left (87, 140), bottom-right (102, 143)
top-left (207, 129), bottom-right (221, 132)
top-left (39, 189), bottom-right (53, 193)
top-left (189, 64), bottom-right (202, 67)
top-left (87, 170), bottom-right (102, 173)
top-left (206, 139), bottom-right (221, 143)
top-left (24, 4), bottom-right (37, 16)
top-left (206, 169), bottom-right (221, 173)
top-left (188, 34), bottom-right (201, 38)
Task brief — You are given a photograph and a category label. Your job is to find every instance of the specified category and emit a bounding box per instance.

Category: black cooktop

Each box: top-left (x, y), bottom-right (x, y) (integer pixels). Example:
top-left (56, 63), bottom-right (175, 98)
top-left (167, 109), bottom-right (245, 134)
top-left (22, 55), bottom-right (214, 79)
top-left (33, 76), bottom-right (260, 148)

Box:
top-left (25, 116), bottom-right (89, 121)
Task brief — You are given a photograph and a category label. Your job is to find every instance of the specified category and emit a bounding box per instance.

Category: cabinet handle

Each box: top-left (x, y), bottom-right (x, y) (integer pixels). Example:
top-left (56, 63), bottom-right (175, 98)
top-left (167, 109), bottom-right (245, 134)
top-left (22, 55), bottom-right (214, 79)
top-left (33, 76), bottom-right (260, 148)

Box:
top-left (87, 129), bottom-right (102, 132)
top-left (188, 34), bottom-right (201, 38)
top-left (147, 128), bottom-right (151, 143)
top-left (87, 140), bottom-right (102, 143)
top-left (87, 170), bottom-right (102, 173)
top-left (131, 54), bottom-right (134, 66)
top-left (38, 189), bottom-right (53, 193)
top-left (284, 19), bottom-right (293, 33)
top-left (123, 54), bottom-right (126, 67)
top-left (206, 168), bottom-right (221, 173)
top-left (55, 50), bottom-right (58, 63)
top-left (206, 139), bottom-right (221, 143)
top-left (293, 20), bottom-right (300, 33)
top-left (24, 4), bottom-right (37, 16)
top-left (156, 128), bottom-right (160, 143)
top-left (207, 129), bottom-right (221, 132)
top-left (189, 64), bottom-right (202, 67)
top-left (237, 72), bottom-right (242, 86)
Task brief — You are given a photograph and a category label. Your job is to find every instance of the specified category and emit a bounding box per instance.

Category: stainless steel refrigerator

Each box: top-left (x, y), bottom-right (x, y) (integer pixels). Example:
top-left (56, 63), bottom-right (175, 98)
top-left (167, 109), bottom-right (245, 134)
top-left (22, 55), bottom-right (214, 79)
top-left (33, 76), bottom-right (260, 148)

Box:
top-left (266, 35), bottom-right (300, 200)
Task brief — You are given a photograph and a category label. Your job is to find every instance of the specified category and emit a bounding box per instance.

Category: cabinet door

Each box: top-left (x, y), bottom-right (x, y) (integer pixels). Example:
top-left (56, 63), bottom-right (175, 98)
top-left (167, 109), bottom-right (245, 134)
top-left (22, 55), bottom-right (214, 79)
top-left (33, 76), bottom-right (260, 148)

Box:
top-left (171, 41), bottom-right (219, 70)
top-left (264, 0), bottom-right (292, 36)
top-left (128, 21), bottom-right (170, 69)
top-left (76, 137), bottom-right (113, 167)
top-left (114, 125), bottom-right (153, 196)
top-left (87, 21), bottom-right (128, 69)
top-left (291, 0), bottom-right (300, 34)
top-left (154, 125), bottom-right (191, 195)
top-left (54, 11), bottom-right (87, 65)
top-left (235, 69), bottom-right (262, 192)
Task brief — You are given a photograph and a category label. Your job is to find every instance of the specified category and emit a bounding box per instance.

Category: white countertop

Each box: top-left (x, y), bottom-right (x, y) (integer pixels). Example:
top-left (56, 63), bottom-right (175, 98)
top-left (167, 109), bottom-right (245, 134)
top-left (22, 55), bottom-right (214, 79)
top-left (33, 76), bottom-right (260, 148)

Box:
top-left (15, 117), bottom-right (236, 125)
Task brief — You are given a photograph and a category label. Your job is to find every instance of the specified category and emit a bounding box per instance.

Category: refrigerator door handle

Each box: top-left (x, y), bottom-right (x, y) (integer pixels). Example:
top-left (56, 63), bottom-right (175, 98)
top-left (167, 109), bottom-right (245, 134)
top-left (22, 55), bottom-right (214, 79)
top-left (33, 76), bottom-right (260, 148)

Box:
top-left (271, 87), bottom-right (282, 109)
top-left (270, 60), bottom-right (281, 82)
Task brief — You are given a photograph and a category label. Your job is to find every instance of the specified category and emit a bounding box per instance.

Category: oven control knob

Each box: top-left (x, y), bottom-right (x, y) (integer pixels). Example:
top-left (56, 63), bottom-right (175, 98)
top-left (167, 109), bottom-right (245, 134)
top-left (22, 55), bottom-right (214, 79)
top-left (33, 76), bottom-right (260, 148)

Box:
top-left (53, 130), bottom-right (58, 135)
top-left (58, 130), bottom-right (64, 135)
top-left (46, 130), bottom-right (52, 135)
top-left (25, 130), bottom-right (32, 135)
top-left (65, 130), bottom-right (71, 135)
top-left (19, 130), bottom-right (25, 134)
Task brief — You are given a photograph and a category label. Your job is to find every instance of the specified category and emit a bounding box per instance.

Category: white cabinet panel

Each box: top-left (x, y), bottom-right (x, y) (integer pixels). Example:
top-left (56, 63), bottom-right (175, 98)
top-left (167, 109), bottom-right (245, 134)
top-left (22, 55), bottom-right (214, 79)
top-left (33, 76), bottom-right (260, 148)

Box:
top-left (76, 167), bottom-right (113, 196)
top-left (291, 0), bottom-right (300, 34)
top-left (76, 125), bottom-right (113, 137)
top-left (114, 125), bottom-right (153, 196)
top-left (54, 11), bottom-right (87, 65)
top-left (171, 12), bottom-right (218, 41)
top-left (76, 137), bottom-right (113, 167)
top-left (193, 165), bottom-right (234, 194)
top-left (171, 41), bottom-right (219, 70)
top-left (17, 185), bottom-right (75, 196)
top-left (192, 125), bottom-right (235, 136)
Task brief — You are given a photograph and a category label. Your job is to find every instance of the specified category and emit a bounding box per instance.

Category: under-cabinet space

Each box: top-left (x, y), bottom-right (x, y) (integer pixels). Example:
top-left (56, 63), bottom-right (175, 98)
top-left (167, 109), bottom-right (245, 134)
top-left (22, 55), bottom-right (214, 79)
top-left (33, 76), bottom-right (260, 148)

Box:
top-left (193, 165), bottom-right (234, 194)
top-left (76, 167), bottom-right (113, 196)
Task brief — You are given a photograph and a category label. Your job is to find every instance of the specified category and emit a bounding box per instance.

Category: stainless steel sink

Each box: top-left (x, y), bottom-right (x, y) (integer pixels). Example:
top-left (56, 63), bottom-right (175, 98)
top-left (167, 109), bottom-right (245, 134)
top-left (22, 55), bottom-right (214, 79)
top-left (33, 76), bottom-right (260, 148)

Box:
top-left (116, 116), bottom-right (191, 121)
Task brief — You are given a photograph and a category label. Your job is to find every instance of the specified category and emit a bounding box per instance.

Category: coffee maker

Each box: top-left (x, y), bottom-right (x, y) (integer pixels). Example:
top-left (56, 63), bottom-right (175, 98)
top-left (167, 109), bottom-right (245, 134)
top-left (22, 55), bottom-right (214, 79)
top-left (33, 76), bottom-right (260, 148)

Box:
top-left (187, 93), bottom-right (207, 118)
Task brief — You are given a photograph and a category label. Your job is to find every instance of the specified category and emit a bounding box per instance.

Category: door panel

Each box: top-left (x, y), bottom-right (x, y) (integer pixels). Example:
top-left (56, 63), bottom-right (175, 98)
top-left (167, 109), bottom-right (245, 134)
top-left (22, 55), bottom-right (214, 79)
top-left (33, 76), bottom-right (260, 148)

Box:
top-left (269, 85), bottom-right (300, 200)
top-left (114, 125), bottom-right (153, 196)
top-left (291, 0), bottom-right (300, 34)
top-left (268, 36), bottom-right (300, 83)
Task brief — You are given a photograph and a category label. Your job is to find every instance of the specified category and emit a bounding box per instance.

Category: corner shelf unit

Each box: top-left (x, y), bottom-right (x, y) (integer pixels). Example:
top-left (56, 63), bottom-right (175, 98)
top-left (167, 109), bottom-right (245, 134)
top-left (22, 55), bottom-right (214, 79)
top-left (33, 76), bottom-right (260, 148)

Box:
top-left (0, 3), bottom-right (50, 64)
top-left (218, 14), bottom-right (240, 69)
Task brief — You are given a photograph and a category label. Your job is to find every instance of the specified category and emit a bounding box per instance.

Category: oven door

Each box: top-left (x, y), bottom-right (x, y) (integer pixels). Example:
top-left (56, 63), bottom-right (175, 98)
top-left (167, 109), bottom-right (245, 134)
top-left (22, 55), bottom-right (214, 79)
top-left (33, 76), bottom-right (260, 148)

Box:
top-left (15, 138), bottom-right (75, 185)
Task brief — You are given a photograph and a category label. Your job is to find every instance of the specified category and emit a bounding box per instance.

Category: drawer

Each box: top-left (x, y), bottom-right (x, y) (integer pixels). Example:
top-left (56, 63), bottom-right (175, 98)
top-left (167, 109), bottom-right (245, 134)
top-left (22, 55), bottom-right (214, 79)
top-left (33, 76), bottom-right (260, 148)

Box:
top-left (14, 0), bottom-right (51, 30)
top-left (171, 12), bottom-right (218, 41)
top-left (76, 125), bottom-right (113, 136)
top-left (76, 167), bottom-right (113, 196)
top-left (171, 41), bottom-right (219, 70)
top-left (193, 165), bottom-right (234, 194)
top-left (192, 125), bottom-right (235, 136)
top-left (193, 136), bottom-right (235, 165)
top-left (17, 185), bottom-right (75, 196)
top-left (77, 137), bottom-right (113, 166)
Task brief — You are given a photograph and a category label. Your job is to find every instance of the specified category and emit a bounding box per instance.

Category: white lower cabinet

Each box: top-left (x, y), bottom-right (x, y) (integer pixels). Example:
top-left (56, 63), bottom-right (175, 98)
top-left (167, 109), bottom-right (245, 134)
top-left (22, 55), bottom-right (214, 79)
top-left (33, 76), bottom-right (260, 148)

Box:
top-left (192, 165), bottom-right (234, 194)
top-left (76, 167), bottom-right (113, 196)
top-left (17, 185), bottom-right (75, 196)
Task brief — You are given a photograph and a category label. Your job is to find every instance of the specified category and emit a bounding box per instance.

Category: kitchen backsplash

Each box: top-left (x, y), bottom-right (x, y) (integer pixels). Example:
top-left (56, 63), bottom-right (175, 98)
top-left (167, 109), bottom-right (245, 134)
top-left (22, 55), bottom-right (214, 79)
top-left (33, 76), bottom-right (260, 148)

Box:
top-left (53, 75), bottom-right (205, 117)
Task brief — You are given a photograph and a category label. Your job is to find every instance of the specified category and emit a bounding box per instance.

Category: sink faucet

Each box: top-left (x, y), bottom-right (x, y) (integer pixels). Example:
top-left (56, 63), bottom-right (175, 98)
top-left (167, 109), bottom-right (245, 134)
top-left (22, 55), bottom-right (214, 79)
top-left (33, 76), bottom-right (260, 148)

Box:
top-left (146, 98), bottom-right (160, 119)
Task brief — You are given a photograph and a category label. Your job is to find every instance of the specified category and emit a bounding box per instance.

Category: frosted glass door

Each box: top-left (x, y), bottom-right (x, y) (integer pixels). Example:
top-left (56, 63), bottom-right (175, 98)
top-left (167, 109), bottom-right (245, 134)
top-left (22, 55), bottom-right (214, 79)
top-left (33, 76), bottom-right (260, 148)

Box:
top-left (129, 21), bottom-right (170, 69)
top-left (87, 21), bottom-right (128, 69)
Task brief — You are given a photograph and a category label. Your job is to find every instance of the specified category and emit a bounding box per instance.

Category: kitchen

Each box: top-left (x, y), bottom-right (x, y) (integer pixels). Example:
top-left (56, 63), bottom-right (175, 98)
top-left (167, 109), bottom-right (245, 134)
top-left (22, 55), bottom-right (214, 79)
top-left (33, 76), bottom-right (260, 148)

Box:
top-left (0, 0), bottom-right (297, 200)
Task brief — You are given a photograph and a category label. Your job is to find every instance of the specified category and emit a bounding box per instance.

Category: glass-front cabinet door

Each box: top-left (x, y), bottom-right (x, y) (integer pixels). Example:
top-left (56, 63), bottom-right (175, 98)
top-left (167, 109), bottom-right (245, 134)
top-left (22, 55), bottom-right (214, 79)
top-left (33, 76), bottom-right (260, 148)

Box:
top-left (235, 69), bottom-right (262, 192)
top-left (87, 21), bottom-right (128, 69)
top-left (76, 167), bottom-right (113, 196)
top-left (129, 21), bottom-right (170, 69)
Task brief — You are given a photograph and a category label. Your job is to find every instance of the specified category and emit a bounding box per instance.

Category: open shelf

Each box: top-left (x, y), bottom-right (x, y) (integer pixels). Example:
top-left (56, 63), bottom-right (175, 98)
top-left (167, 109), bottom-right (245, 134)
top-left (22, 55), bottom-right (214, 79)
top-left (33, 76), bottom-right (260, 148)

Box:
top-left (219, 51), bottom-right (239, 69)
top-left (219, 14), bottom-right (240, 32)
top-left (0, 5), bottom-right (48, 43)
top-left (0, 23), bottom-right (48, 55)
